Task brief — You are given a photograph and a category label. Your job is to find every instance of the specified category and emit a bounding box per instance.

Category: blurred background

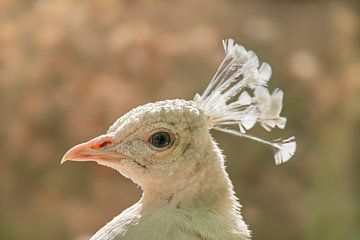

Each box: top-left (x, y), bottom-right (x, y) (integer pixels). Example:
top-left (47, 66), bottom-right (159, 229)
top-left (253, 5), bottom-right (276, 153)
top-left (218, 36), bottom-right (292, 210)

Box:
top-left (0, 0), bottom-right (359, 239)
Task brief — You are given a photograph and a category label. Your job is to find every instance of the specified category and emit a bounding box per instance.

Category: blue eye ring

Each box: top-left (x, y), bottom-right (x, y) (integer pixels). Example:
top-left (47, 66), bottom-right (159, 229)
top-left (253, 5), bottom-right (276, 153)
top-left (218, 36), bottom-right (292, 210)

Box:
top-left (148, 130), bottom-right (174, 150)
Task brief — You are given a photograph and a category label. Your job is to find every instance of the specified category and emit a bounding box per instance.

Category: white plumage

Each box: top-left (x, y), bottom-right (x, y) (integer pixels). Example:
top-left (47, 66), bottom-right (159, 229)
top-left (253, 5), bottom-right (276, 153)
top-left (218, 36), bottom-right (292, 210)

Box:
top-left (62, 39), bottom-right (296, 239)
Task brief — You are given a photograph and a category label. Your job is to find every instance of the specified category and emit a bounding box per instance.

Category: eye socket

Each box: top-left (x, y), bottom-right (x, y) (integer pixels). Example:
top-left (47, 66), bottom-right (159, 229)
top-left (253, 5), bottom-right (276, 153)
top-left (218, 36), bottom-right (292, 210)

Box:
top-left (148, 131), bottom-right (174, 150)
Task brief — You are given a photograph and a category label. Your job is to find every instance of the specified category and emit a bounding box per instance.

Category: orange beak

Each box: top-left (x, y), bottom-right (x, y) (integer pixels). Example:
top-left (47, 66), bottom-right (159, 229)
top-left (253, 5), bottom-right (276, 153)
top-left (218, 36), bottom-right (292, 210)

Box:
top-left (61, 134), bottom-right (121, 164)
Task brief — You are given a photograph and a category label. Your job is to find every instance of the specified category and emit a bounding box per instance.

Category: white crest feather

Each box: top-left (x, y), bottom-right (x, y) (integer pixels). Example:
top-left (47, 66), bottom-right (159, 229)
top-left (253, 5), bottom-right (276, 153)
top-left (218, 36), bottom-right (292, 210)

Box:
top-left (194, 38), bottom-right (296, 164)
top-left (273, 136), bottom-right (296, 165)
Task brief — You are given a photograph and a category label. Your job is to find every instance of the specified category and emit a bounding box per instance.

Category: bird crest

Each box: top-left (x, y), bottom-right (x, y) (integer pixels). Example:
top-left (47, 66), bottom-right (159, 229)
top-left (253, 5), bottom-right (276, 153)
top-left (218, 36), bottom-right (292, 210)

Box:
top-left (194, 39), bottom-right (296, 164)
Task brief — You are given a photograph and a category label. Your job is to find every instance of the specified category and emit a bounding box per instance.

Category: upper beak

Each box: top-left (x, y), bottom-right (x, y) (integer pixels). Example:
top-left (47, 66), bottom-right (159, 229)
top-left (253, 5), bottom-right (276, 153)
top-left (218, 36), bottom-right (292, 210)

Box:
top-left (61, 134), bottom-right (121, 164)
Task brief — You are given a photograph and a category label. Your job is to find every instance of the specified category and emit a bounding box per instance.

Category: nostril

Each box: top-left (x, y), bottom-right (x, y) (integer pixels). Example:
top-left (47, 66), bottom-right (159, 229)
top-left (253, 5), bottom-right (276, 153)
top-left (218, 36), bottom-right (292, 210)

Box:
top-left (92, 140), bottom-right (113, 149)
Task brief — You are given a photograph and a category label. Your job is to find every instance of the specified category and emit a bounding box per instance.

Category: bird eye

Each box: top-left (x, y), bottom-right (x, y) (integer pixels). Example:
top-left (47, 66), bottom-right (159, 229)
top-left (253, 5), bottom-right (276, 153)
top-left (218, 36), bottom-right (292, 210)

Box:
top-left (149, 131), bottom-right (173, 150)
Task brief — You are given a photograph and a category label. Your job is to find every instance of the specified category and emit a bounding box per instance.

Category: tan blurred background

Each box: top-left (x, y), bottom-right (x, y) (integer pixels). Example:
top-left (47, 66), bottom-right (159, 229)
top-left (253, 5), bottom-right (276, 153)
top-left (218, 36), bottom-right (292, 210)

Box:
top-left (0, 0), bottom-right (359, 239)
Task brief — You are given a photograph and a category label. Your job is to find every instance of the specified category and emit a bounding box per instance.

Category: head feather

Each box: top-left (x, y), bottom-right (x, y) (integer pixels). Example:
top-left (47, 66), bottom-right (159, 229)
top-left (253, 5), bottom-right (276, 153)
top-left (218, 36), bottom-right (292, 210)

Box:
top-left (194, 38), bottom-right (296, 164)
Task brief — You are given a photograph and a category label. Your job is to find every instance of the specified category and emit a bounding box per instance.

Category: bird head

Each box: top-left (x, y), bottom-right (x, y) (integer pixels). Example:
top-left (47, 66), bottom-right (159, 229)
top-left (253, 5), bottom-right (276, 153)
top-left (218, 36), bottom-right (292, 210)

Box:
top-left (62, 38), bottom-right (296, 190)
top-left (62, 100), bottom-right (212, 188)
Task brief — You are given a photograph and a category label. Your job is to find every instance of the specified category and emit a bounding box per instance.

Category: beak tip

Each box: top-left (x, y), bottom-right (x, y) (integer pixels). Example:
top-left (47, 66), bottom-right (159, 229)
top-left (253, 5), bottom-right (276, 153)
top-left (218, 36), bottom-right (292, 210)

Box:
top-left (60, 157), bottom-right (67, 165)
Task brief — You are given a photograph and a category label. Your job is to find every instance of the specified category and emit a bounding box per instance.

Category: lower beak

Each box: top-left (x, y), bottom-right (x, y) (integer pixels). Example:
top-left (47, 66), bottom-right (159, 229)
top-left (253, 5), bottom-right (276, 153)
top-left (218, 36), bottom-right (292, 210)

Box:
top-left (61, 134), bottom-right (121, 164)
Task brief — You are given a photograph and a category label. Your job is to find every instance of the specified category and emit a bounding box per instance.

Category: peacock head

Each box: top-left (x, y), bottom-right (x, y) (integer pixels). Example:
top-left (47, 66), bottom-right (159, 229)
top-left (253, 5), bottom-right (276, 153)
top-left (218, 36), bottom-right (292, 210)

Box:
top-left (61, 38), bottom-right (296, 188)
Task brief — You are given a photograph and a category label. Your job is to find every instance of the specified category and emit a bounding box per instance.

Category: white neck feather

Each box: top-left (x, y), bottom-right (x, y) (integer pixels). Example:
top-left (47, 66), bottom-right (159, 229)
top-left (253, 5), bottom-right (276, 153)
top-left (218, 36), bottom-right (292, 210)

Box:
top-left (141, 144), bottom-right (238, 214)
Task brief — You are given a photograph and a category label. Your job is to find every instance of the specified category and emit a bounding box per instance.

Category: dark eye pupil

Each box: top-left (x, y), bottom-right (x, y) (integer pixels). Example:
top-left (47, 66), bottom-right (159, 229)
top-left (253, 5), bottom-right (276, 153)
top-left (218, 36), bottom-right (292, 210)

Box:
top-left (151, 132), bottom-right (171, 148)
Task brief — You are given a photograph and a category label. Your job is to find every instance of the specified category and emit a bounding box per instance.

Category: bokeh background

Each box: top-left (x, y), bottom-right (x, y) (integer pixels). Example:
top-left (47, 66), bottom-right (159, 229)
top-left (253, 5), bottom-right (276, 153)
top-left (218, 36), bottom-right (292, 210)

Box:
top-left (1, 0), bottom-right (359, 239)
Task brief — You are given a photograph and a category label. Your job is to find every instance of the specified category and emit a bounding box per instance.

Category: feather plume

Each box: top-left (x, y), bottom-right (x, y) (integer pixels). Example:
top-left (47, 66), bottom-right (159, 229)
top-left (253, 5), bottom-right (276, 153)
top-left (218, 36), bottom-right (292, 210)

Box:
top-left (194, 38), bottom-right (296, 164)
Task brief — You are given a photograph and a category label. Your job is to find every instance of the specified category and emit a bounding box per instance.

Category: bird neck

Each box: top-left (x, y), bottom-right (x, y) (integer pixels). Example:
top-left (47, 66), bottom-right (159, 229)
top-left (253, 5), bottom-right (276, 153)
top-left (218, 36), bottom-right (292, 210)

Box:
top-left (140, 143), bottom-right (240, 216)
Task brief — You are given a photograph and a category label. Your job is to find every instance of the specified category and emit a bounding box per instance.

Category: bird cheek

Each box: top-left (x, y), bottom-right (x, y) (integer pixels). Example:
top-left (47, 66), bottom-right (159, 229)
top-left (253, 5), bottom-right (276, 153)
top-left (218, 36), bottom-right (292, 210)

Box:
top-left (116, 141), bottom-right (147, 163)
